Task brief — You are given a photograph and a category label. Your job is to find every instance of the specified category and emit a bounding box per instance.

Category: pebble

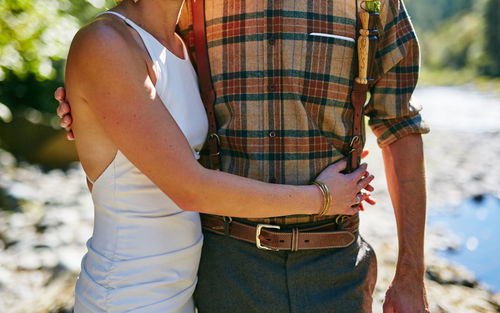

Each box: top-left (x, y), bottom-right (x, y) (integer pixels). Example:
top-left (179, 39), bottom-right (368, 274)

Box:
top-left (0, 152), bottom-right (92, 312)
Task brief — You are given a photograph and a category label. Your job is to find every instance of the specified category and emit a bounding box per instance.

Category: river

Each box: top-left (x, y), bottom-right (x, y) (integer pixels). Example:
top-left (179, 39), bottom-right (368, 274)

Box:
top-left (416, 85), bottom-right (500, 133)
top-left (416, 85), bottom-right (500, 292)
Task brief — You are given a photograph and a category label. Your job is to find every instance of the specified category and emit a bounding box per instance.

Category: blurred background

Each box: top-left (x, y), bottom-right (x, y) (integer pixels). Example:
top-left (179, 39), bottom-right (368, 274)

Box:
top-left (0, 0), bottom-right (499, 312)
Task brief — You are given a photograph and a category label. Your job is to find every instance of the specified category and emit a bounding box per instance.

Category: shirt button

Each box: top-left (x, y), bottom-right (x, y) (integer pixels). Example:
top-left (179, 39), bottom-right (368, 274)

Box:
top-left (268, 35), bottom-right (276, 45)
top-left (269, 131), bottom-right (276, 138)
top-left (269, 84), bottom-right (275, 92)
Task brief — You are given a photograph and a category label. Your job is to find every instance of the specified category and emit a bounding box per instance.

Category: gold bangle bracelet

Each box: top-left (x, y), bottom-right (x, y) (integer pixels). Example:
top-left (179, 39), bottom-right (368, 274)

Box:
top-left (314, 181), bottom-right (330, 216)
top-left (312, 181), bottom-right (331, 216)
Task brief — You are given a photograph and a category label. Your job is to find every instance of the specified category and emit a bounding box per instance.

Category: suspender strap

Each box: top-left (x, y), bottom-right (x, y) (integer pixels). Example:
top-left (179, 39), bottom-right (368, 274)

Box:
top-left (191, 0), bottom-right (220, 170)
top-left (347, 5), bottom-right (379, 173)
top-left (348, 82), bottom-right (367, 172)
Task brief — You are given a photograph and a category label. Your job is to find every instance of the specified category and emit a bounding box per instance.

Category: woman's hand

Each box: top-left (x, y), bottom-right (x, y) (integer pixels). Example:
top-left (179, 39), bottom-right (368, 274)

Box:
top-left (315, 154), bottom-right (375, 216)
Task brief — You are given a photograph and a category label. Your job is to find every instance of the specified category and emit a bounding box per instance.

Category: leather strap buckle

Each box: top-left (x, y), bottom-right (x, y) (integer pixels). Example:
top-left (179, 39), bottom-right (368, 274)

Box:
top-left (208, 133), bottom-right (221, 156)
top-left (350, 135), bottom-right (360, 148)
top-left (255, 224), bottom-right (281, 251)
top-left (209, 133), bottom-right (220, 145)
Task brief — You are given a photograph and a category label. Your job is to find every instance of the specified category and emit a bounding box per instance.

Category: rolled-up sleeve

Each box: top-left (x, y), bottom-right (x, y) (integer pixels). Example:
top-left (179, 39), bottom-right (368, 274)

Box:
top-left (365, 0), bottom-right (430, 147)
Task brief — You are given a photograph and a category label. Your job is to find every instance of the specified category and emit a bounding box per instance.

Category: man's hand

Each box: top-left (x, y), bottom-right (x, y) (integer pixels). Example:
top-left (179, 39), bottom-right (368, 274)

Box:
top-left (383, 277), bottom-right (430, 313)
top-left (54, 87), bottom-right (74, 140)
top-left (381, 134), bottom-right (429, 313)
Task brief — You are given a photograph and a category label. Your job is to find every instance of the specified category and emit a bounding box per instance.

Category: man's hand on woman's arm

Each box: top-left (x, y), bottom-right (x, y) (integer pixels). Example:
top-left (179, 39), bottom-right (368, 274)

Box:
top-left (55, 87), bottom-right (74, 140)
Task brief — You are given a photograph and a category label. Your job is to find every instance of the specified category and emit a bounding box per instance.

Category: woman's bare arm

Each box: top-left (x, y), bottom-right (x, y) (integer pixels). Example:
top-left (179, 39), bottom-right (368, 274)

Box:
top-left (65, 22), bottom-right (373, 218)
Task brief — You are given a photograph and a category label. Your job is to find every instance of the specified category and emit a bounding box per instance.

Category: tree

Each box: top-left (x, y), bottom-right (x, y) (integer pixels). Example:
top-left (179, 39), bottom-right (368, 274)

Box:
top-left (0, 0), bottom-right (116, 113)
top-left (483, 0), bottom-right (500, 76)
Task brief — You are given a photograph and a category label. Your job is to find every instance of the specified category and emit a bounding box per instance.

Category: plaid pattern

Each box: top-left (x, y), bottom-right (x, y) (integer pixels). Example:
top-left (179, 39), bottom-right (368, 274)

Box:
top-left (177, 0), bottom-right (429, 225)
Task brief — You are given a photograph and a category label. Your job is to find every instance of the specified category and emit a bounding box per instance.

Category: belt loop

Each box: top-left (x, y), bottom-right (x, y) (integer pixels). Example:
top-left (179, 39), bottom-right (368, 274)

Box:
top-left (223, 216), bottom-right (232, 236)
top-left (335, 215), bottom-right (346, 230)
top-left (291, 228), bottom-right (299, 252)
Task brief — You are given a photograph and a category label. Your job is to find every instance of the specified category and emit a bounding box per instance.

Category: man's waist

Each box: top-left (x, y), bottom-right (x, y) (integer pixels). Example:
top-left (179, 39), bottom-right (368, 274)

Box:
top-left (241, 214), bottom-right (345, 225)
top-left (200, 214), bottom-right (359, 251)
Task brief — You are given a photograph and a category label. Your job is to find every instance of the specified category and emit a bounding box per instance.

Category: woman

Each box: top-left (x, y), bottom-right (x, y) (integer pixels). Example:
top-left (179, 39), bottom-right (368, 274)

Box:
top-left (63, 0), bottom-right (374, 312)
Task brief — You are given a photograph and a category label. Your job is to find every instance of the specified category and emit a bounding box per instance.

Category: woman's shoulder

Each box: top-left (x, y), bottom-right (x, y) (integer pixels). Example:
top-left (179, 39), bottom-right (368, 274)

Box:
top-left (65, 13), bottom-right (147, 104)
top-left (68, 16), bottom-right (135, 63)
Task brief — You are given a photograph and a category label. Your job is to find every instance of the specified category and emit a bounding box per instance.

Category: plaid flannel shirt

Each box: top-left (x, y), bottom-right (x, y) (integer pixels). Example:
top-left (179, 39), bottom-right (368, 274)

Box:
top-left (177, 0), bottom-right (429, 225)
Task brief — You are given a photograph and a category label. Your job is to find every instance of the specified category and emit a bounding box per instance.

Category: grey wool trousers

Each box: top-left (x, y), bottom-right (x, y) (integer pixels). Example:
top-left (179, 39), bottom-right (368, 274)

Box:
top-left (194, 227), bottom-right (377, 313)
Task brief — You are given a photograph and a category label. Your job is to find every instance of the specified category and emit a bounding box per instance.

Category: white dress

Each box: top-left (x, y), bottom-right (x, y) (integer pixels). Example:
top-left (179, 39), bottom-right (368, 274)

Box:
top-left (74, 11), bottom-right (209, 313)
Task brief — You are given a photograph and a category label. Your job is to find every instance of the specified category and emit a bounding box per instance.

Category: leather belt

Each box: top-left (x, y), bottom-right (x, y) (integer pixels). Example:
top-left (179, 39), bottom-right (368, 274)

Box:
top-left (200, 214), bottom-right (358, 251)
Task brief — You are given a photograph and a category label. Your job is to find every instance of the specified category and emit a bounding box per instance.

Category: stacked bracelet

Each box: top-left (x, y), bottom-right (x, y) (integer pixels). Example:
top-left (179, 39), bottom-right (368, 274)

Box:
top-left (312, 181), bottom-right (331, 216)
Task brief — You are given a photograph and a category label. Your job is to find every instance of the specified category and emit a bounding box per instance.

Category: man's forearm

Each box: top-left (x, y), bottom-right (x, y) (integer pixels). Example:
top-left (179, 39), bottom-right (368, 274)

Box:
top-left (382, 134), bottom-right (426, 280)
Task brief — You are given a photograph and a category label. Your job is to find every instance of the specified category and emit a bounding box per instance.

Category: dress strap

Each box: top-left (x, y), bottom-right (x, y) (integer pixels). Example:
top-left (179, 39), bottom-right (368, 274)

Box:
top-left (97, 11), bottom-right (126, 20)
top-left (96, 11), bottom-right (187, 61)
top-left (97, 11), bottom-right (159, 47)
top-left (98, 11), bottom-right (143, 34)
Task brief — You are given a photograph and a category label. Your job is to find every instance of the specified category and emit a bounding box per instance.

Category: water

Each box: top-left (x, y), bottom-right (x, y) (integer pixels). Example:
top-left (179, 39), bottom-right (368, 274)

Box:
top-left (415, 86), bottom-right (500, 133)
top-left (429, 195), bottom-right (500, 292)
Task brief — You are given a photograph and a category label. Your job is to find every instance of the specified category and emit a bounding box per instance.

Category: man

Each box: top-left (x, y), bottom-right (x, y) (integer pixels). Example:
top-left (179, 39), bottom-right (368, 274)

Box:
top-left (56, 0), bottom-right (429, 312)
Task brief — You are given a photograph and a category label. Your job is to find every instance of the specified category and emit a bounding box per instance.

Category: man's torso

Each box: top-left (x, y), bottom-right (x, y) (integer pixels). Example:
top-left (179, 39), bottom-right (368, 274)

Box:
top-left (178, 0), bottom-right (363, 224)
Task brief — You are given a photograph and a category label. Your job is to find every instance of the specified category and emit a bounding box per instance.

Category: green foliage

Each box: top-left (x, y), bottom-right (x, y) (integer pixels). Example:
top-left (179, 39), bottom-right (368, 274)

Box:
top-left (0, 0), bottom-right (116, 114)
top-left (405, 0), bottom-right (474, 31)
top-left (405, 0), bottom-right (499, 80)
top-left (420, 13), bottom-right (485, 71)
top-left (361, 1), bottom-right (381, 13)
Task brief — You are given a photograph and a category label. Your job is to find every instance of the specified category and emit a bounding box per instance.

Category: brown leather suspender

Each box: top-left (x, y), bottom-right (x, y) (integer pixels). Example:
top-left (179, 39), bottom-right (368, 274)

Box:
top-left (191, 0), bottom-right (220, 170)
top-left (347, 4), bottom-right (379, 173)
top-left (348, 83), bottom-right (367, 173)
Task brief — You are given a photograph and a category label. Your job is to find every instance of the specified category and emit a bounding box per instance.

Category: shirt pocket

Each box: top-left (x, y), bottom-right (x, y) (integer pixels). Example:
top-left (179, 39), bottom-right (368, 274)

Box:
top-left (289, 30), bottom-right (356, 153)
top-left (300, 32), bottom-right (356, 103)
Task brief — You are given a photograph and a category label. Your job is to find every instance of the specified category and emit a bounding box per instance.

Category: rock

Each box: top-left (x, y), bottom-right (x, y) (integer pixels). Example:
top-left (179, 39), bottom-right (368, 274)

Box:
top-left (37, 247), bottom-right (60, 269)
top-left (17, 251), bottom-right (45, 270)
top-left (473, 194), bottom-right (485, 203)
top-left (0, 149), bottom-right (16, 168)
top-left (56, 245), bottom-right (86, 273)
top-left (426, 282), bottom-right (499, 313)
top-left (7, 270), bottom-right (77, 313)
top-left (426, 262), bottom-right (478, 288)
top-left (0, 186), bottom-right (19, 211)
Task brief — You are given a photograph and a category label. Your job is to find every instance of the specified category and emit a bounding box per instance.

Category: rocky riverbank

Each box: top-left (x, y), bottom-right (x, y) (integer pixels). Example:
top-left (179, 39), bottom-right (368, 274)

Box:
top-left (1, 86), bottom-right (499, 312)
top-left (362, 129), bottom-right (500, 313)
top-left (361, 86), bottom-right (500, 313)
top-left (0, 149), bottom-right (92, 313)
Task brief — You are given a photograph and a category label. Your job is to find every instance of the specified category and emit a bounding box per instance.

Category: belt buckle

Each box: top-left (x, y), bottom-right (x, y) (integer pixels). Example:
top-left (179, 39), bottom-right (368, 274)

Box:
top-left (256, 224), bottom-right (280, 251)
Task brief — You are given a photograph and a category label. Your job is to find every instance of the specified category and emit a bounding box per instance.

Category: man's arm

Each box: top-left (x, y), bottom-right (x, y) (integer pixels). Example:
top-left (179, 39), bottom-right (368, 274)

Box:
top-left (364, 0), bottom-right (430, 307)
top-left (381, 133), bottom-right (430, 313)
